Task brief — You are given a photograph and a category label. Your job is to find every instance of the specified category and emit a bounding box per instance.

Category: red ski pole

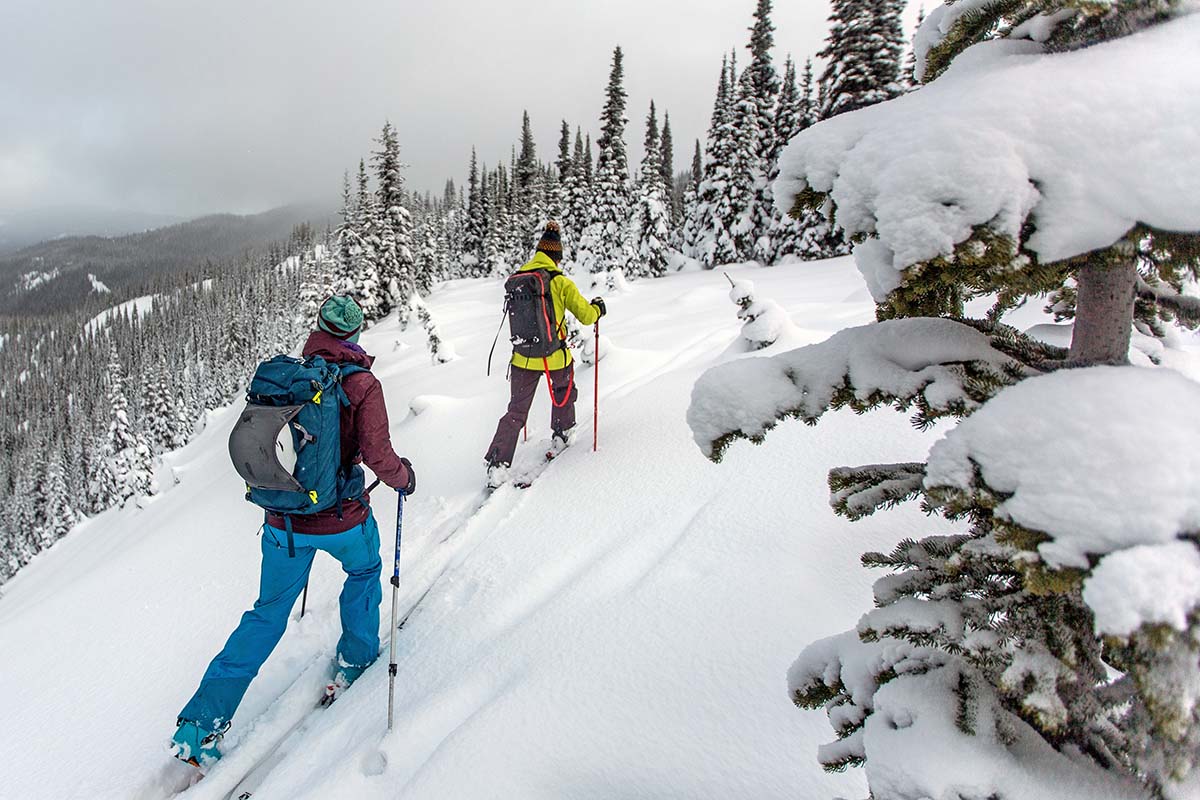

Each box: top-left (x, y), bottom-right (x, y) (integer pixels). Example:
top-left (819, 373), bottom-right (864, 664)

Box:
top-left (593, 320), bottom-right (599, 452)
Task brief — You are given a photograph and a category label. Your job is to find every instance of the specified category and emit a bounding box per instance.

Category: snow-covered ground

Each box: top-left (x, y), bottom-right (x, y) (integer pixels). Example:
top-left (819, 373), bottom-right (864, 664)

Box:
top-left (84, 293), bottom-right (156, 335)
top-left (0, 259), bottom-right (1192, 800)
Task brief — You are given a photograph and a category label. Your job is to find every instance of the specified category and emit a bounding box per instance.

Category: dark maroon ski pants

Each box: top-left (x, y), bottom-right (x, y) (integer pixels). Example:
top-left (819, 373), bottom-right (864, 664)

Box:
top-left (485, 363), bottom-right (577, 466)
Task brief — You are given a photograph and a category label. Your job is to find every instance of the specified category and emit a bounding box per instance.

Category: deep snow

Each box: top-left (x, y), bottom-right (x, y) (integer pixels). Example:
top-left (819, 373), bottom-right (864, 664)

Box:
top-left (0, 258), bottom-right (1192, 800)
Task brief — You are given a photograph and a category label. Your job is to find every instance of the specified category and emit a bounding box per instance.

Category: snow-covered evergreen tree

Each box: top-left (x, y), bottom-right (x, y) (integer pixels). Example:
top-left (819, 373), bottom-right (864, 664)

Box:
top-left (462, 148), bottom-right (485, 275)
top-left (798, 58), bottom-right (817, 130)
top-left (414, 212), bottom-right (440, 296)
top-left (372, 121), bottom-right (416, 318)
top-left (351, 160), bottom-right (383, 317)
top-left (96, 345), bottom-right (156, 508)
top-left (817, 0), bottom-right (907, 120)
top-left (678, 140), bottom-right (704, 255)
top-left (576, 46), bottom-right (633, 279)
top-left (514, 111), bottom-right (543, 249)
top-left (631, 102), bottom-right (671, 279)
top-left (728, 65), bottom-right (765, 263)
top-left (659, 111), bottom-right (678, 227)
top-left (564, 128), bottom-right (592, 254)
top-left (331, 170), bottom-right (357, 301)
top-left (743, 0), bottom-right (781, 264)
top-left (767, 56), bottom-right (820, 261)
top-left (694, 5), bottom-right (1200, 797)
top-left (687, 55), bottom-right (740, 268)
top-left (553, 122), bottom-right (575, 258)
top-left (37, 436), bottom-right (77, 548)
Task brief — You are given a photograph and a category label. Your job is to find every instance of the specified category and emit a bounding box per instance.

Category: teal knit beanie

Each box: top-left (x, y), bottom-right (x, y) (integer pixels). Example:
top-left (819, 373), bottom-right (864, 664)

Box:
top-left (318, 295), bottom-right (364, 342)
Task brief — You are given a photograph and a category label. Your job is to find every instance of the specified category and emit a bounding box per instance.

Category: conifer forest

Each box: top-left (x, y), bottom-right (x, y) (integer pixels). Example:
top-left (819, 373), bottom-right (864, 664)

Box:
top-left (3, 2), bottom-right (1199, 799)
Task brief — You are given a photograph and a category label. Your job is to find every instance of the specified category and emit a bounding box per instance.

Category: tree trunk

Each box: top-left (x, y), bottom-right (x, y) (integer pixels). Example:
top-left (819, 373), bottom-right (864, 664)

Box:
top-left (1068, 245), bottom-right (1137, 367)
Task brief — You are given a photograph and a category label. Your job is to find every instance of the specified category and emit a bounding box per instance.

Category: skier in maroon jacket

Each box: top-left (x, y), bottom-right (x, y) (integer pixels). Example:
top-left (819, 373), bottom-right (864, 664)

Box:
top-left (172, 295), bottom-right (416, 766)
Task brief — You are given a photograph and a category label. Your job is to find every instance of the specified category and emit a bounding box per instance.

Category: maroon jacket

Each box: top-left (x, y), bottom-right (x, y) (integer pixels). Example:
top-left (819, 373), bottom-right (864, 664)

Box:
top-left (266, 331), bottom-right (411, 534)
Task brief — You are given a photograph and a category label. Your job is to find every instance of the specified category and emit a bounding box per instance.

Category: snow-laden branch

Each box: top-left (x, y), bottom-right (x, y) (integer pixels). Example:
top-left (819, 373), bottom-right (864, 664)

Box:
top-left (687, 318), bottom-right (1021, 461)
top-left (1137, 275), bottom-right (1200, 328)
top-left (829, 463), bottom-right (926, 520)
top-left (924, 366), bottom-right (1200, 570)
top-left (775, 13), bottom-right (1200, 304)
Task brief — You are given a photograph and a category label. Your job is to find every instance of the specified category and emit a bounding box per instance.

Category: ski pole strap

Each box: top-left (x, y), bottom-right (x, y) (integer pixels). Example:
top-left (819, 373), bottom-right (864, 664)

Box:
top-left (486, 304), bottom-right (507, 377)
top-left (366, 478), bottom-right (381, 494)
top-left (542, 357), bottom-right (575, 409)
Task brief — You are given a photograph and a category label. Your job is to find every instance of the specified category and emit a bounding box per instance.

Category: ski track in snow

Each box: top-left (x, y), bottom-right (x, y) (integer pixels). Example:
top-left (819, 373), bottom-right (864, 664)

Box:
top-left (6, 258), bottom-right (1193, 799)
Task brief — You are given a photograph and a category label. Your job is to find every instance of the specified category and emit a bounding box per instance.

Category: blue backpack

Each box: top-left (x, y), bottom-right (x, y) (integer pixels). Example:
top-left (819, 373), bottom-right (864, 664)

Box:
top-left (228, 355), bottom-right (367, 552)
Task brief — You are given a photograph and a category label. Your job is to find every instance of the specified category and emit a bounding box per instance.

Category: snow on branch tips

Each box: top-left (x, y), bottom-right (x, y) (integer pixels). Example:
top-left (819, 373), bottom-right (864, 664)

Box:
top-left (687, 318), bottom-right (1021, 461)
top-left (924, 367), bottom-right (1200, 571)
top-left (775, 12), bottom-right (1200, 348)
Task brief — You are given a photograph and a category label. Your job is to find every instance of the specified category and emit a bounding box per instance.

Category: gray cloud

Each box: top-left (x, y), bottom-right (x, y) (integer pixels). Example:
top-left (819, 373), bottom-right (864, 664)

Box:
top-left (1, 0), bottom-right (918, 218)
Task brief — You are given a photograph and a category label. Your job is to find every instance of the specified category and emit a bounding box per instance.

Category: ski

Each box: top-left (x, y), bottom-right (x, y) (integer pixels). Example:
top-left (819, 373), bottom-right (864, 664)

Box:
top-left (225, 691), bottom-right (333, 800)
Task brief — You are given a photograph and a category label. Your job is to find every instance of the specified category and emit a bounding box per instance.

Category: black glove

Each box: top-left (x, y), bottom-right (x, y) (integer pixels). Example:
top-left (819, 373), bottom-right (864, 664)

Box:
top-left (591, 297), bottom-right (607, 318)
top-left (398, 457), bottom-right (416, 496)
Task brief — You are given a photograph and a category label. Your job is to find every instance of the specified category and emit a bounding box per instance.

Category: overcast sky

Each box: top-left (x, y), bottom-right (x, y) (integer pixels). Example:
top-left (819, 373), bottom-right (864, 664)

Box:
top-left (1, 0), bottom-right (919, 219)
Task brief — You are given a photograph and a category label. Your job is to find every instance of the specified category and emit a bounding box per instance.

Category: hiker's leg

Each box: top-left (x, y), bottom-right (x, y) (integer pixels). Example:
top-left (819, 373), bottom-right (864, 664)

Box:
top-left (311, 516), bottom-right (383, 676)
top-left (178, 526), bottom-right (315, 729)
top-left (485, 366), bottom-right (541, 465)
top-left (549, 362), bottom-right (578, 435)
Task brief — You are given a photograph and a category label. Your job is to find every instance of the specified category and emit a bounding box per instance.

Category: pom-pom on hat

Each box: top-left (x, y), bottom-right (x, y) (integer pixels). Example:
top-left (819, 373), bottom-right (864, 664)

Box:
top-left (536, 221), bottom-right (564, 262)
top-left (318, 295), bottom-right (364, 341)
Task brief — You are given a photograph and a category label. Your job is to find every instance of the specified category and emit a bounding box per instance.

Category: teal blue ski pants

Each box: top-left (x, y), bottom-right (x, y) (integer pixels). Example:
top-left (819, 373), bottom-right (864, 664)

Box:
top-left (178, 513), bottom-right (382, 729)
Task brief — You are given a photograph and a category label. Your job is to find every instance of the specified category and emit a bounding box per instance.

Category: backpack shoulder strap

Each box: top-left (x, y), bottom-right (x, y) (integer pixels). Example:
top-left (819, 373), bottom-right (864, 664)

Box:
top-left (337, 363), bottom-right (370, 378)
top-left (328, 362), bottom-right (370, 407)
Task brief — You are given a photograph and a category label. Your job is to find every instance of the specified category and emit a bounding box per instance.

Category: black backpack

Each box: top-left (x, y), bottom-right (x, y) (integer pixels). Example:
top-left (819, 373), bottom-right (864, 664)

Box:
top-left (503, 268), bottom-right (566, 360)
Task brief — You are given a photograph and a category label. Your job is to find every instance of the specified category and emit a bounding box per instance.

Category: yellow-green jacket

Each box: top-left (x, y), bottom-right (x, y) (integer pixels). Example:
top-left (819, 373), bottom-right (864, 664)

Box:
top-left (510, 251), bottom-right (602, 371)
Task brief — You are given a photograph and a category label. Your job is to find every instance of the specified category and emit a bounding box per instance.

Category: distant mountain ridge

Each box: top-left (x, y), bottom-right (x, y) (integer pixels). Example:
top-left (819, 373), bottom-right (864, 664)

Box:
top-left (0, 203), bottom-right (336, 316)
top-left (0, 205), bottom-right (184, 255)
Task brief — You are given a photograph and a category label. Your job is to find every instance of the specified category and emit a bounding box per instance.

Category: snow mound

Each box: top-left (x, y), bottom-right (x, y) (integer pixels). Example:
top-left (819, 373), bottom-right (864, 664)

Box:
top-left (925, 366), bottom-right (1200, 569)
top-left (774, 14), bottom-right (1200, 300)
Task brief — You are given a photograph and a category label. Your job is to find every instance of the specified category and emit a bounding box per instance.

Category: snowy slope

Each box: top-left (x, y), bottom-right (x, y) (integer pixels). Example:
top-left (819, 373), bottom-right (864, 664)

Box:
top-left (0, 260), bottom-right (1091, 800)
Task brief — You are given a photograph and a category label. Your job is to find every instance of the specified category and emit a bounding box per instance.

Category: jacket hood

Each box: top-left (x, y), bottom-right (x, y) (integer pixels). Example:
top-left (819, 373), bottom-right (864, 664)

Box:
top-left (520, 251), bottom-right (561, 272)
top-left (302, 330), bottom-right (375, 369)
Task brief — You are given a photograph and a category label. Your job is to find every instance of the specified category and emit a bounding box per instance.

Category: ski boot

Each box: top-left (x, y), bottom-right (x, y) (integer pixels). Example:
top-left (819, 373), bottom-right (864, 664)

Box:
top-left (547, 427), bottom-right (576, 460)
top-left (170, 718), bottom-right (227, 767)
top-left (486, 460), bottom-right (511, 490)
top-left (321, 659), bottom-right (372, 707)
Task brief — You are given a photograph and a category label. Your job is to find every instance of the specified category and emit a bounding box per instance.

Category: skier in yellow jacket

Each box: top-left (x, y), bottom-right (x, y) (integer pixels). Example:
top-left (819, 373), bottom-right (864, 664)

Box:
top-left (485, 221), bottom-right (605, 486)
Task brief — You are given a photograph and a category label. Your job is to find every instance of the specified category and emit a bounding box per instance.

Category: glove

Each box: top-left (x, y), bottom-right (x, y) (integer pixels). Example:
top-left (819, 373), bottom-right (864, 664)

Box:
top-left (591, 297), bottom-right (607, 318)
top-left (398, 457), bottom-right (417, 496)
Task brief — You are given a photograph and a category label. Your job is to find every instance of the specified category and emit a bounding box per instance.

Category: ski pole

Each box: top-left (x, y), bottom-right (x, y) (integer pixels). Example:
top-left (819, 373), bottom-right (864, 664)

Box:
top-left (593, 320), bottom-right (599, 452)
top-left (300, 580), bottom-right (309, 618)
top-left (387, 490), bottom-right (405, 732)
